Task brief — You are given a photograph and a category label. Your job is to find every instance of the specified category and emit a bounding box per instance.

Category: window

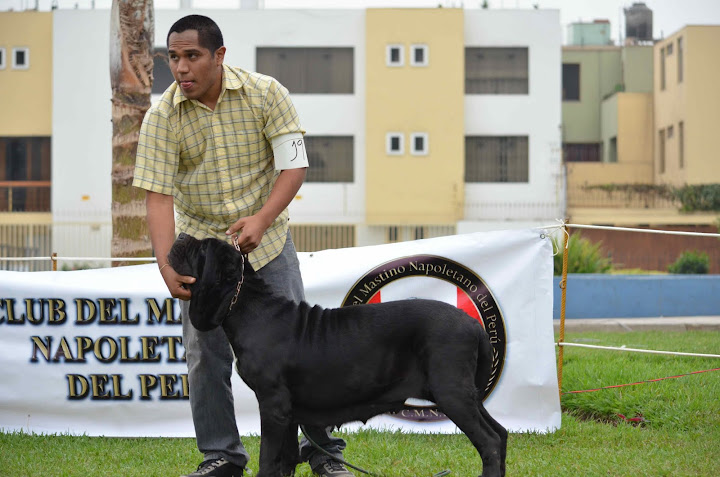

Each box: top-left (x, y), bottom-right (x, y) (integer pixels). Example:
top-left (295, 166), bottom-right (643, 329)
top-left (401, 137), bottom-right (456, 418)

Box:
top-left (667, 125), bottom-right (674, 139)
top-left (410, 133), bottom-right (428, 156)
top-left (410, 44), bottom-right (428, 67)
top-left (677, 37), bottom-right (684, 83)
top-left (608, 137), bottom-right (617, 163)
top-left (0, 48), bottom-right (5, 70)
top-left (679, 121), bottom-right (685, 169)
top-left (289, 224), bottom-right (356, 252)
top-left (658, 129), bottom-right (666, 174)
top-left (666, 43), bottom-right (673, 55)
top-left (563, 143), bottom-right (601, 162)
top-left (465, 47), bottom-right (528, 94)
top-left (303, 136), bottom-right (354, 182)
top-left (256, 47), bottom-right (354, 94)
top-left (660, 47), bottom-right (666, 90)
top-left (465, 136), bottom-right (529, 182)
top-left (562, 63), bottom-right (580, 101)
top-left (387, 226), bottom-right (399, 243)
top-left (152, 48), bottom-right (175, 94)
top-left (12, 47), bottom-right (29, 70)
top-left (386, 133), bottom-right (404, 155)
top-left (386, 44), bottom-right (404, 67)
top-left (0, 137), bottom-right (51, 212)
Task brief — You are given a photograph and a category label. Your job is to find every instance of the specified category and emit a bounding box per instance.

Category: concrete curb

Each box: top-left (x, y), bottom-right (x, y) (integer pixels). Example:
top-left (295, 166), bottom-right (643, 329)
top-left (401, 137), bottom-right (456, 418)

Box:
top-left (553, 316), bottom-right (720, 333)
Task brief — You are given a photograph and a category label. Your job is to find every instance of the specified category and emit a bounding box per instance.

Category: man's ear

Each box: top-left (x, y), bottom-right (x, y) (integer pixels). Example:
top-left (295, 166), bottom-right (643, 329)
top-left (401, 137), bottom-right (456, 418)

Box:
top-left (215, 45), bottom-right (226, 66)
top-left (188, 239), bottom-right (236, 331)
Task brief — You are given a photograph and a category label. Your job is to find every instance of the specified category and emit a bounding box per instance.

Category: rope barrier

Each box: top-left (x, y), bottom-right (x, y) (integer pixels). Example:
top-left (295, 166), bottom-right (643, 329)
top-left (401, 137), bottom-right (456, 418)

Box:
top-left (562, 367), bottom-right (720, 395)
top-left (557, 342), bottom-right (720, 359)
top-left (565, 223), bottom-right (720, 238)
top-left (0, 256), bottom-right (157, 263)
top-left (2, 222), bottom-right (718, 264)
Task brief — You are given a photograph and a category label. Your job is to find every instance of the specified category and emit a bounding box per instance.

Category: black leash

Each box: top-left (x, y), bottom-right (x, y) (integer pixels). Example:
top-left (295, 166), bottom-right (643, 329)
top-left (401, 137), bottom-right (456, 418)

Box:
top-left (300, 425), bottom-right (451, 477)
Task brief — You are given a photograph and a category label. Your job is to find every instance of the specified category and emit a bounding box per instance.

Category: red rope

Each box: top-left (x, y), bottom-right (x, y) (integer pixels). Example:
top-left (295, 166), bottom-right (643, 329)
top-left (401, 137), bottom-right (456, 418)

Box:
top-left (562, 367), bottom-right (720, 395)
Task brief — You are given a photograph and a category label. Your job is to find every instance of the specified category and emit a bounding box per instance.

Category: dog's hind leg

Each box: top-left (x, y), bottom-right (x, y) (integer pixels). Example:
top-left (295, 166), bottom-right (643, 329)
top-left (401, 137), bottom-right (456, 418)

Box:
top-left (477, 402), bottom-right (507, 475)
top-left (434, 389), bottom-right (504, 477)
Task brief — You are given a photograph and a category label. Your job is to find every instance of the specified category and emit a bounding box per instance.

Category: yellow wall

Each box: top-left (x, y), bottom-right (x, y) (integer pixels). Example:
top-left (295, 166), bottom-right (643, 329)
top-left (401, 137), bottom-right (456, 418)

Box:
top-left (617, 92), bottom-right (654, 172)
top-left (653, 29), bottom-right (685, 185)
top-left (365, 8), bottom-right (464, 225)
top-left (570, 92), bottom-right (653, 189)
top-left (0, 12), bottom-right (52, 136)
top-left (685, 26), bottom-right (720, 184)
top-left (567, 162), bottom-right (654, 189)
top-left (654, 26), bottom-right (720, 185)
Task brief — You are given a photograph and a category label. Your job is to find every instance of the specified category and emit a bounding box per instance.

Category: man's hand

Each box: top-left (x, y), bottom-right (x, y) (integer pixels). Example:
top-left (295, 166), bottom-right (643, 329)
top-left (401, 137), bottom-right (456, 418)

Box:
top-left (224, 167), bottom-right (306, 255)
top-left (226, 214), bottom-right (273, 254)
top-left (159, 264), bottom-right (196, 301)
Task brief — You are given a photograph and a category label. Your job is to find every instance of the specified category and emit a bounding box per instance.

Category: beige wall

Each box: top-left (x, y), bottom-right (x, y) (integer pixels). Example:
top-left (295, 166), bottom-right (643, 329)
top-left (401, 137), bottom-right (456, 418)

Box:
top-left (572, 92), bottom-right (653, 188)
top-left (617, 93), bottom-right (654, 172)
top-left (654, 26), bottom-right (720, 185)
top-left (365, 8), bottom-right (464, 225)
top-left (0, 12), bottom-right (52, 136)
top-left (685, 26), bottom-right (720, 184)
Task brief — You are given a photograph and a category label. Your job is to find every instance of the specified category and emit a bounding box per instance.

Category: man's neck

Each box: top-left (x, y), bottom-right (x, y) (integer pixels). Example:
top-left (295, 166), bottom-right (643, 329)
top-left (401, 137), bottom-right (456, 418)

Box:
top-left (200, 66), bottom-right (224, 110)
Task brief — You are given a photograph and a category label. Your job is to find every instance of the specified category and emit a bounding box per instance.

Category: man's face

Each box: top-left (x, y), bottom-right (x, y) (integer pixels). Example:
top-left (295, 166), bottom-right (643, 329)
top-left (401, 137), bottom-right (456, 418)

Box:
top-left (167, 29), bottom-right (225, 109)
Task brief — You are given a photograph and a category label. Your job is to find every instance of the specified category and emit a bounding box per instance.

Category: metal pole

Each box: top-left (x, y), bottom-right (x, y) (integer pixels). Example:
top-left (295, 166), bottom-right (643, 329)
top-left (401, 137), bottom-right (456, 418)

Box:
top-left (557, 226), bottom-right (569, 399)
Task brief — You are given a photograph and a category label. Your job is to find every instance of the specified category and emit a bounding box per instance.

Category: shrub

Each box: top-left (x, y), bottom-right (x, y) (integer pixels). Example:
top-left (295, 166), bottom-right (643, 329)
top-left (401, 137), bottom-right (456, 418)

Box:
top-left (667, 250), bottom-right (709, 274)
top-left (671, 184), bottom-right (720, 212)
top-left (553, 233), bottom-right (612, 275)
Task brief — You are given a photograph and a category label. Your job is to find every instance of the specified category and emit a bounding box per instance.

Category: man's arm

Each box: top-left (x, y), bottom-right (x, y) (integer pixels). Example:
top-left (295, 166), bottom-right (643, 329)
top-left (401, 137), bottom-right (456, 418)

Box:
top-left (146, 191), bottom-right (195, 300)
top-left (226, 167), bottom-right (306, 254)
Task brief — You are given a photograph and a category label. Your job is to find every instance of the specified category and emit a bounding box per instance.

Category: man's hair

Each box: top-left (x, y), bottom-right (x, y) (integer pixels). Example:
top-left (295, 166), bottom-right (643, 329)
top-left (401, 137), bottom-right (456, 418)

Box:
top-left (167, 15), bottom-right (224, 53)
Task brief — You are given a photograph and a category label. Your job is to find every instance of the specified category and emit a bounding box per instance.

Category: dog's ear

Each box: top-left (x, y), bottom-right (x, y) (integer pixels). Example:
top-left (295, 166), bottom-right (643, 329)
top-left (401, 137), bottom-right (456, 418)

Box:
top-left (188, 239), bottom-right (243, 331)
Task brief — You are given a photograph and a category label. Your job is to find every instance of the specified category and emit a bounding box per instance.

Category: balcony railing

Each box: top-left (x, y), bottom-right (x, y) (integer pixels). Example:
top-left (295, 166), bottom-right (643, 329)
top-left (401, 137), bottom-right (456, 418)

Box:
top-left (0, 181), bottom-right (51, 212)
top-left (567, 184), bottom-right (679, 209)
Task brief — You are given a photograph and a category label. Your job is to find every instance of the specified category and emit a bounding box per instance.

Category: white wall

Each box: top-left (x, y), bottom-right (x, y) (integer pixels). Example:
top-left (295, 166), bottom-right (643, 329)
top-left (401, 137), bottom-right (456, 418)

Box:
top-left (52, 10), bottom-right (113, 258)
top-left (463, 10), bottom-right (564, 224)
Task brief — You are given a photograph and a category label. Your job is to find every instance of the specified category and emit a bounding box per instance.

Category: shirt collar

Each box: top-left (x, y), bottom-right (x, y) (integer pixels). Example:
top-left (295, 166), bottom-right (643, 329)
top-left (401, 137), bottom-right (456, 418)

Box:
top-left (172, 64), bottom-right (248, 108)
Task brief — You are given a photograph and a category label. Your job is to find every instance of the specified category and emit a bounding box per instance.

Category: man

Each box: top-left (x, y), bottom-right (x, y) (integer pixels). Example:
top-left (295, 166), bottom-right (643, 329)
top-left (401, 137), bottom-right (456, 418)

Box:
top-left (133, 14), bottom-right (354, 477)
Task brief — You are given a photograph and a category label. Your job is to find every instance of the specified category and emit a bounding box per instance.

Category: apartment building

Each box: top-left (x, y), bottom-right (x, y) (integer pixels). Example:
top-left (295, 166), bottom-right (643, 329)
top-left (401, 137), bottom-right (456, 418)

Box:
top-left (655, 25), bottom-right (720, 185)
top-left (0, 11), bottom-right (53, 268)
top-left (562, 43), bottom-right (656, 224)
top-left (561, 20), bottom-right (720, 271)
top-left (1, 6), bottom-right (562, 267)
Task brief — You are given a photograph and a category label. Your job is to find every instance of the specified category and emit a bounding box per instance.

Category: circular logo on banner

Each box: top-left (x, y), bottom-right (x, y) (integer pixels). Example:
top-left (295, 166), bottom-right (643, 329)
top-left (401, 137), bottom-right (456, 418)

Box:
top-left (341, 255), bottom-right (506, 423)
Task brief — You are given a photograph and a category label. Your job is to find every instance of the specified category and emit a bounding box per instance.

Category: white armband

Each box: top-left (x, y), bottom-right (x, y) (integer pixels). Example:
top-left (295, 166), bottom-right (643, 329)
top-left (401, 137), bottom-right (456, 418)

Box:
top-left (271, 132), bottom-right (309, 171)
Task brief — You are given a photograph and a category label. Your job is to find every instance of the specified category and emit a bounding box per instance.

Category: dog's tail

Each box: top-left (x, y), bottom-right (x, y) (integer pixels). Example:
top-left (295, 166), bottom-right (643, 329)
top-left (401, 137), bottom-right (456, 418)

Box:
top-left (475, 327), bottom-right (494, 401)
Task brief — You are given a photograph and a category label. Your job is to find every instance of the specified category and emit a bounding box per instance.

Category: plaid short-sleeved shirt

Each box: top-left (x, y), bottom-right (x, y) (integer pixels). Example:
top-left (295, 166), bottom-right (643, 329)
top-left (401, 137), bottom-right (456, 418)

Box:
top-left (133, 65), bottom-right (305, 269)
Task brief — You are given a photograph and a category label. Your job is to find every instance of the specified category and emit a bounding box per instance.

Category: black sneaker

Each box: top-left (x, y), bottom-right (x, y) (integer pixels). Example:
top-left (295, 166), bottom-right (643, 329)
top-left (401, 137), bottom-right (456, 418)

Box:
top-left (181, 458), bottom-right (244, 477)
top-left (312, 459), bottom-right (355, 477)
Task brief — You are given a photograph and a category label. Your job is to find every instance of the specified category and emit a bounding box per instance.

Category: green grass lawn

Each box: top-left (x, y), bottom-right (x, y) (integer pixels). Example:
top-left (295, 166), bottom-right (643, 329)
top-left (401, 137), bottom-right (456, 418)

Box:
top-left (1, 330), bottom-right (718, 476)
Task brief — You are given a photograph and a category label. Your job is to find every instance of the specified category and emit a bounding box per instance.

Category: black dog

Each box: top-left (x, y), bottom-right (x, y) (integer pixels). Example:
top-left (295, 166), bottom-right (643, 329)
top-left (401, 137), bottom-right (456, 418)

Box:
top-left (168, 233), bottom-right (507, 477)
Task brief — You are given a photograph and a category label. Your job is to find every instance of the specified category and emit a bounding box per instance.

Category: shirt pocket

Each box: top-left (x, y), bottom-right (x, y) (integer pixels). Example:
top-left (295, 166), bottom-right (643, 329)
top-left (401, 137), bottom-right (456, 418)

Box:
top-left (178, 110), bottom-right (211, 170)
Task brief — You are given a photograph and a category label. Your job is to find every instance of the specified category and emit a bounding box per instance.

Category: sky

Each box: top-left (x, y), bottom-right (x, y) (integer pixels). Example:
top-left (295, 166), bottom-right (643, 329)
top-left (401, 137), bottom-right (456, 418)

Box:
top-left (1, 0), bottom-right (720, 44)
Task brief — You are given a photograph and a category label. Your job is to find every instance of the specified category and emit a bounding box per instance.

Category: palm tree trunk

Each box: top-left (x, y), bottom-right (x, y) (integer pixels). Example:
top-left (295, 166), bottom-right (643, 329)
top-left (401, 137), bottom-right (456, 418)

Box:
top-left (109, 0), bottom-right (154, 266)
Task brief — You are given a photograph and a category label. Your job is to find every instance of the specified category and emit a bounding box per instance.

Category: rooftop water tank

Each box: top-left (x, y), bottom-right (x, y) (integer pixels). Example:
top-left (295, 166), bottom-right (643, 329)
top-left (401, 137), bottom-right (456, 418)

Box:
top-left (625, 2), bottom-right (653, 42)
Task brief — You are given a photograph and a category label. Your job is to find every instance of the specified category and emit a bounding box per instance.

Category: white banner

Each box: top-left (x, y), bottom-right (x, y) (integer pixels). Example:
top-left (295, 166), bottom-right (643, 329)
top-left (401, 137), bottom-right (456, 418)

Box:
top-left (0, 229), bottom-right (560, 436)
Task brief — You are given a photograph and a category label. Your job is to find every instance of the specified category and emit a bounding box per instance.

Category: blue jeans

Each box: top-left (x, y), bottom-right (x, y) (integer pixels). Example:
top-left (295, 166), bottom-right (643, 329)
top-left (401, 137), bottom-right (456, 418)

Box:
top-left (181, 233), bottom-right (347, 469)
